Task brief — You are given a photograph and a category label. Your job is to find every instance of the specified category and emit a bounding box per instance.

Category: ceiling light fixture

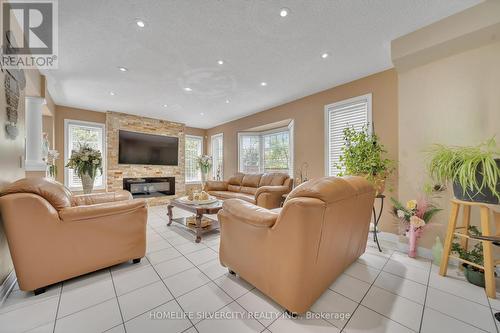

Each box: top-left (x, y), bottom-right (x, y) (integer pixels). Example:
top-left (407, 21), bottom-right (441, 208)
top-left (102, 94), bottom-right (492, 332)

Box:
top-left (200, 112), bottom-right (205, 116)
top-left (225, 99), bottom-right (230, 104)
top-left (109, 92), bottom-right (116, 96)
top-left (136, 19), bottom-right (145, 28)
top-left (321, 52), bottom-right (330, 59)
top-left (217, 60), bottom-right (224, 65)
top-left (260, 82), bottom-right (267, 87)
top-left (162, 104), bottom-right (168, 108)
top-left (118, 66), bottom-right (128, 72)
top-left (184, 87), bottom-right (193, 92)
top-left (280, 8), bottom-right (289, 17)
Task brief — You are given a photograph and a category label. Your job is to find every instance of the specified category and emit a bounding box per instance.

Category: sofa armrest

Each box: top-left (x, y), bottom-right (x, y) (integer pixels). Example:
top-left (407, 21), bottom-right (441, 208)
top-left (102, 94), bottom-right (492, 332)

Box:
top-left (254, 186), bottom-right (290, 209)
top-left (219, 199), bottom-right (278, 228)
top-left (71, 190), bottom-right (132, 206)
top-left (59, 199), bottom-right (146, 222)
top-left (205, 181), bottom-right (228, 191)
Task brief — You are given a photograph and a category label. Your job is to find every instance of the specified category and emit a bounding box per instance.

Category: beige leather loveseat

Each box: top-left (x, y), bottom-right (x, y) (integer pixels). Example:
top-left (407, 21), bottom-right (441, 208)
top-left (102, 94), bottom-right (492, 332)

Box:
top-left (218, 176), bottom-right (375, 313)
top-left (205, 172), bottom-right (292, 209)
top-left (0, 178), bottom-right (147, 294)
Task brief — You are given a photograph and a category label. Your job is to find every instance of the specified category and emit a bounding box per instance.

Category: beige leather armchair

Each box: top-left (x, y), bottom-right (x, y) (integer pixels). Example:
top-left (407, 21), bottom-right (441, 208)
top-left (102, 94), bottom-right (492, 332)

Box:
top-left (0, 178), bottom-right (147, 294)
top-left (218, 176), bottom-right (375, 313)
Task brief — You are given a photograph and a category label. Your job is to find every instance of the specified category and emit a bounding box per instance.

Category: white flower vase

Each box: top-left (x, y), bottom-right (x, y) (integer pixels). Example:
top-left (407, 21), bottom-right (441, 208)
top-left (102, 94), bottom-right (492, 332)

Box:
top-left (81, 173), bottom-right (95, 194)
top-left (201, 172), bottom-right (207, 191)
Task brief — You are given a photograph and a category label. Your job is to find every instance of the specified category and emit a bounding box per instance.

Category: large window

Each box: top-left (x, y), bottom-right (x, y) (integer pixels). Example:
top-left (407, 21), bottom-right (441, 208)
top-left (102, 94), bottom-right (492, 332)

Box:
top-left (64, 120), bottom-right (105, 190)
top-left (185, 135), bottom-right (203, 183)
top-left (325, 94), bottom-right (372, 176)
top-left (238, 124), bottom-right (293, 175)
top-left (211, 133), bottom-right (223, 180)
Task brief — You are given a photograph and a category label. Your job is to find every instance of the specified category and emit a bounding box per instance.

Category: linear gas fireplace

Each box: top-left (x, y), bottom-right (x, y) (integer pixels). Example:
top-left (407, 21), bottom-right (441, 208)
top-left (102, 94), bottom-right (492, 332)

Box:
top-left (123, 177), bottom-right (175, 198)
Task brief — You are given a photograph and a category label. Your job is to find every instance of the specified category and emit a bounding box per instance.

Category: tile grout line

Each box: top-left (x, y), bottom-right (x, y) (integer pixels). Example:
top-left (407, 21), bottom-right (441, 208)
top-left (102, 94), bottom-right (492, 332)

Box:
top-left (417, 258), bottom-right (433, 333)
top-left (51, 283), bottom-right (63, 333)
top-left (109, 267), bottom-right (128, 333)
top-left (485, 295), bottom-right (499, 333)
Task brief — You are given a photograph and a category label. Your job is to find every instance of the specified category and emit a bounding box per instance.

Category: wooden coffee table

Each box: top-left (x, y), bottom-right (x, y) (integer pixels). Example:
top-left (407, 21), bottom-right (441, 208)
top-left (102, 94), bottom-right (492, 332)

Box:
top-left (167, 198), bottom-right (223, 243)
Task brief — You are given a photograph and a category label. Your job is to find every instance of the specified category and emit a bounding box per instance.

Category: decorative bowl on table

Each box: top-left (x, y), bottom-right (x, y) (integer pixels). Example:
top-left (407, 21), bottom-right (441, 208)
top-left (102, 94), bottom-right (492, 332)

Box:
top-left (178, 194), bottom-right (218, 205)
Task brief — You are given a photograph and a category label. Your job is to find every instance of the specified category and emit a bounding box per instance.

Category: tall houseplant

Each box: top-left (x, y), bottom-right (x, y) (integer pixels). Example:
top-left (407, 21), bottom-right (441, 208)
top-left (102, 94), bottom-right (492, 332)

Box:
top-left (66, 144), bottom-right (103, 194)
top-left (336, 126), bottom-right (394, 194)
top-left (427, 138), bottom-right (500, 204)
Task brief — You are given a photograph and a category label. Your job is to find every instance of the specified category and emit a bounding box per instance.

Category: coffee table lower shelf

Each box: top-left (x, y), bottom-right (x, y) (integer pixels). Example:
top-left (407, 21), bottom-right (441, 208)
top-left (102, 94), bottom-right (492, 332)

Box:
top-left (167, 216), bottom-right (220, 243)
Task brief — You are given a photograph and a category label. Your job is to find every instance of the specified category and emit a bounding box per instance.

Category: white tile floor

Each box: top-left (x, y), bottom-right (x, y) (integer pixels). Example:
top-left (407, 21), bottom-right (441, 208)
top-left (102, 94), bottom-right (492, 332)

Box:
top-left (1, 204), bottom-right (499, 333)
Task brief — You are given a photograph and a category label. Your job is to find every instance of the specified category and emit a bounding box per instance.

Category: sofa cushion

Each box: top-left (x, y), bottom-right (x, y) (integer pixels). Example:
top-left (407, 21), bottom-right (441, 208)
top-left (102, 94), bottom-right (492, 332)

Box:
top-left (208, 191), bottom-right (256, 204)
top-left (259, 173), bottom-right (289, 187)
top-left (240, 186), bottom-right (257, 195)
top-left (227, 185), bottom-right (241, 192)
top-left (242, 174), bottom-right (262, 187)
top-left (0, 177), bottom-right (73, 211)
top-left (227, 173), bottom-right (244, 185)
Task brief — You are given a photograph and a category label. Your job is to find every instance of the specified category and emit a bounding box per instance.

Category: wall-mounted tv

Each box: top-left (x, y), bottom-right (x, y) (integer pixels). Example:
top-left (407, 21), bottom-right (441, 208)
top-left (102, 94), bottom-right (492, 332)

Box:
top-left (119, 130), bottom-right (179, 166)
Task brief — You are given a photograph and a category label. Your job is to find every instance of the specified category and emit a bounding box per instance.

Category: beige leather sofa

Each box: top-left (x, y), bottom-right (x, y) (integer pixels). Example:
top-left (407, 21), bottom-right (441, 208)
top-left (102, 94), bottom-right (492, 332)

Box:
top-left (205, 172), bottom-right (292, 209)
top-left (0, 178), bottom-right (147, 294)
top-left (218, 176), bottom-right (375, 313)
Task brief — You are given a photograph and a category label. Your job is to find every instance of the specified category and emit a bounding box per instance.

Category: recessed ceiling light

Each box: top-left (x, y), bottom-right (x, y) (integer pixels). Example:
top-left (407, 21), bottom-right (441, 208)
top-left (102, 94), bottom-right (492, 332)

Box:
top-left (118, 66), bottom-right (128, 72)
top-left (260, 82), bottom-right (267, 87)
top-left (217, 60), bottom-right (224, 65)
top-left (321, 52), bottom-right (330, 59)
top-left (225, 99), bottom-right (230, 104)
top-left (162, 104), bottom-right (168, 108)
top-left (280, 8), bottom-right (290, 17)
top-left (184, 87), bottom-right (192, 92)
top-left (136, 19), bottom-right (145, 28)
top-left (109, 92), bottom-right (116, 96)
top-left (200, 112), bottom-right (205, 116)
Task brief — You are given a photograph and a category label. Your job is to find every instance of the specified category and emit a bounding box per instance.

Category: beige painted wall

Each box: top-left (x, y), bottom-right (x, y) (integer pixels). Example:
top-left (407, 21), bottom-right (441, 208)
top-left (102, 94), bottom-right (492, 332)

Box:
top-left (54, 105), bottom-right (106, 184)
top-left (206, 69), bottom-right (399, 232)
top-left (398, 41), bottom-right (500, 248)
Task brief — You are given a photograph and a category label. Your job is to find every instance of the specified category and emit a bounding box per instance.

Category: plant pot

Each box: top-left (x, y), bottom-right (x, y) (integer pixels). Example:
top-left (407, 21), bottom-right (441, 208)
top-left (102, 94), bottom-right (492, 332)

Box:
top-left (463, 264), bottom-right (486, 288)
top-left (452, 158), bottom-right (500, 204)
top-left (81, 173), bottom-right (95, 194)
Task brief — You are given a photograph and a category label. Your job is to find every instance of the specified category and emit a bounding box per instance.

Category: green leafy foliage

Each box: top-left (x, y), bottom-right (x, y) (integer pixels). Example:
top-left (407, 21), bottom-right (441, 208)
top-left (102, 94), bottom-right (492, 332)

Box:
top-left (335, 126), bottom-right (394, 182)
top-left (451, 226), bottom-right (483, 268)
top-left (65, 143), bottom-right (103, 180)
top-left (427, 138), bottom-right (500, 200)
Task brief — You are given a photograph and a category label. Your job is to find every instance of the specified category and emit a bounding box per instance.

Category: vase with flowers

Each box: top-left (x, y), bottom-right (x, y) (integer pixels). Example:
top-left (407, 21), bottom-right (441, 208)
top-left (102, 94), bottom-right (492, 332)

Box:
top-left (196, 155), bottom-right (212, 190)
top-left (391, 197), bottom-right (441, 258)
top-left (65, 144), bottom-right (103, 194)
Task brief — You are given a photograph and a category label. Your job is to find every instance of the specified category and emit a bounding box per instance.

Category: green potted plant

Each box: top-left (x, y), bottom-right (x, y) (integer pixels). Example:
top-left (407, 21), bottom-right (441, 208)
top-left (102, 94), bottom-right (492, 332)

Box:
top-left (336, 126), bottom-right (395, 195)
top-left (66, 144), bottom-right (103, 194)
top-left (451, 226), bottom-right (488, 287)
top-left (427, 138), bottom-right (500, 204)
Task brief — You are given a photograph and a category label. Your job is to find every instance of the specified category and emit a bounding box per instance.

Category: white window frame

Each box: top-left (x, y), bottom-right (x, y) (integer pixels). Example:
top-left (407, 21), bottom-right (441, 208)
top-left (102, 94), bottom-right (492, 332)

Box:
top-left (185, 134), bottom-right (204, 184)
top-left (211, 133), bottom-right (223, 180)
top-left (324, 93), bottom-right (372, 176)
top-left (237, 123), bottom-right (294, 176)
top-left (64, 119), bottom-right (106, 191)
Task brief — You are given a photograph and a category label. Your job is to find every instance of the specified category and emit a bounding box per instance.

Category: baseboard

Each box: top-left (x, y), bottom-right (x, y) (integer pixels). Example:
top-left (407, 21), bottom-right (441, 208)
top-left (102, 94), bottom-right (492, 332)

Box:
top-left (0, 270), bottom-right (17, 306)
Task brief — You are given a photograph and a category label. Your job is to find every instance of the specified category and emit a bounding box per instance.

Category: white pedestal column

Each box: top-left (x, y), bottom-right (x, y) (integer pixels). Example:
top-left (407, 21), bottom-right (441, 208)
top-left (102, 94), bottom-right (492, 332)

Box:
top-left (25, 97), bottom-right (47, 171)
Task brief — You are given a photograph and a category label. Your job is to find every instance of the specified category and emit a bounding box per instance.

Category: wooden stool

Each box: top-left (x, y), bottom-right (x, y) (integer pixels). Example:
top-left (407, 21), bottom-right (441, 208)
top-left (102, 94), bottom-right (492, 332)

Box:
top-left (439, 199), bottom-right (500, 298)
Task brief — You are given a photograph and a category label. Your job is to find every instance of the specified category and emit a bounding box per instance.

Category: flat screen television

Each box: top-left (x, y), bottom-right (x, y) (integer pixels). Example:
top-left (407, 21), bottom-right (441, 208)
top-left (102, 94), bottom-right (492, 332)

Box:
top-left (119, 130), bottom-right (179, 166)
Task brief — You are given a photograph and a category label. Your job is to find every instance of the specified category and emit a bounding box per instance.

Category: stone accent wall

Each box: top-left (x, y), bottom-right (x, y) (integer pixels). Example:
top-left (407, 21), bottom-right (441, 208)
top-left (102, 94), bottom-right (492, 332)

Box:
top-left (106, 111), bottom-right (185, 205)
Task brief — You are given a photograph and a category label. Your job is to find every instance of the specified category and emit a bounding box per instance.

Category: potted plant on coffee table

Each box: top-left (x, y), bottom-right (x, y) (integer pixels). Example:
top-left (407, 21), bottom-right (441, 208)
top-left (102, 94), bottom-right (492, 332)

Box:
top-left (66, 144), bottom-right (103, 194)
top-left (427, 138), bottom-right (500, 204)
top-left (335, 126), bottom-right (395, 195)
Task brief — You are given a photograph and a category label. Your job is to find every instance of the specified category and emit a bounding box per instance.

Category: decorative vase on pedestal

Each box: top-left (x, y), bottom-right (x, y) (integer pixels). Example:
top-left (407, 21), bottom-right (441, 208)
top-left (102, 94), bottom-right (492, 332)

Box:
top-left (408, 226), bottom-right (422, 258)
top-left (81, 173), bottom-right (95, 194)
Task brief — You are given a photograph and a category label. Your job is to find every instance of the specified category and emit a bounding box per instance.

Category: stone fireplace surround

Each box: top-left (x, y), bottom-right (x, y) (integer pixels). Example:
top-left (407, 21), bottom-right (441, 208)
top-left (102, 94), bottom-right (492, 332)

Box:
top-left (106, 111), bottom-right (185, 205)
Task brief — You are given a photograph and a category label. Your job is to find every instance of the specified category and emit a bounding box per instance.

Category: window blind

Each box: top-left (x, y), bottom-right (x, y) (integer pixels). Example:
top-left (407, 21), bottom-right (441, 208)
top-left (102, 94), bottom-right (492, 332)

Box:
top-left (211, 134), bottom-right (223, 180)
top-left (326, 94), bottom-right (371, 176)
top-left (185, 135), bottom-right (203, 182)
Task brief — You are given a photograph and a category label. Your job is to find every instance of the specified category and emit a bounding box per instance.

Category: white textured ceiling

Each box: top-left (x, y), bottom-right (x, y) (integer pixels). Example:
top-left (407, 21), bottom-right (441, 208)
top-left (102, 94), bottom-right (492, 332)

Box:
top-left (43, 0), bottom-right (482, 129)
